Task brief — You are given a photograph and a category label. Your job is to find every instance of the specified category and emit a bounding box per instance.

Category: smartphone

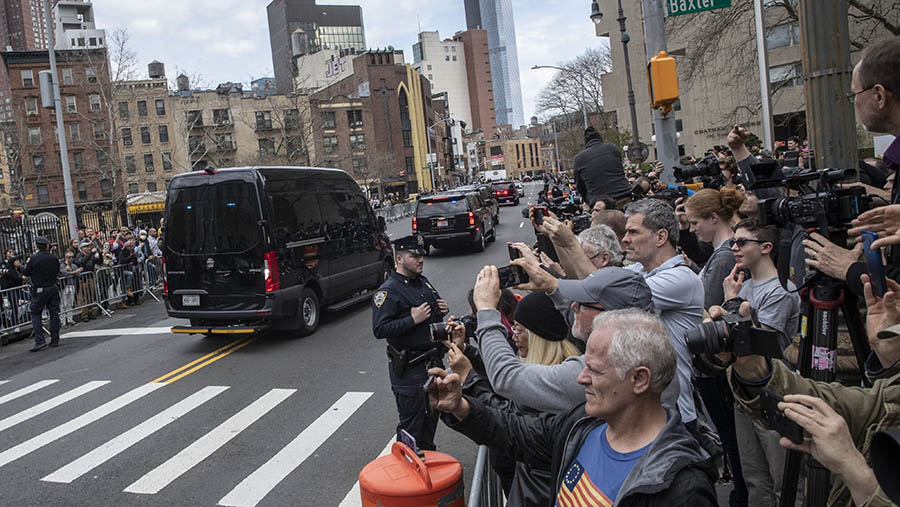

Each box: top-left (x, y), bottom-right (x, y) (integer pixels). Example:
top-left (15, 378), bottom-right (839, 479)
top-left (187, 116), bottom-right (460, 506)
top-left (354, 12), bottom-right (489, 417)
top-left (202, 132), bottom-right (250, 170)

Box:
top-left (423, 376), bottom-right (436, 417)
top-left (508, 243), bottom-right (522, 261)
top-left (760, 388), bottom-right (804, 445)
top-left (498, 264), bottom-right (528, 289)
top-left (862, 230), bottom-right (887, 297)
top-left (533, 206), bottom-right (548, 226)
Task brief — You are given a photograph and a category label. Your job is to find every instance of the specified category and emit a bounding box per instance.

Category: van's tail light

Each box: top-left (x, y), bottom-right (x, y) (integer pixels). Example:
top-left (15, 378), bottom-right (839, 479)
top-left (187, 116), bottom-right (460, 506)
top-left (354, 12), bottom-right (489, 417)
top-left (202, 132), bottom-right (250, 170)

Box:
top-left (412, 216), bottom-right (418, 231)
top-left (263, 251), bottom-right (280, 293)
top-left (468, 211), bottom-right (476, 226)
top-left (162, 256), bottom-right (168, 295)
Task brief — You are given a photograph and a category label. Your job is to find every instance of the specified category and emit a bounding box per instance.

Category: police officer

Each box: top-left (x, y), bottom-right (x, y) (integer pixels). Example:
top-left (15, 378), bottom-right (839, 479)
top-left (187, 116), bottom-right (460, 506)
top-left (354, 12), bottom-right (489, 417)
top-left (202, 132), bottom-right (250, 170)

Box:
top-left (372, 234), bottom-right (448, 451)
top-left (23, 236), bottom-right (61, 352)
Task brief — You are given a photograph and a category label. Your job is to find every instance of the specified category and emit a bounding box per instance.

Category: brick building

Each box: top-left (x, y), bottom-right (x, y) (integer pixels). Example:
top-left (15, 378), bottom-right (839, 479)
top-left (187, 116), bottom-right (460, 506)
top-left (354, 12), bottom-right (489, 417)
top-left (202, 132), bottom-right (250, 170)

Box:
top-left (452, 29), bottom-right (495, 136)
top-left (309, 49), bottom-right (448, 196)
top-left (1, 48), bottom-right (119, 222)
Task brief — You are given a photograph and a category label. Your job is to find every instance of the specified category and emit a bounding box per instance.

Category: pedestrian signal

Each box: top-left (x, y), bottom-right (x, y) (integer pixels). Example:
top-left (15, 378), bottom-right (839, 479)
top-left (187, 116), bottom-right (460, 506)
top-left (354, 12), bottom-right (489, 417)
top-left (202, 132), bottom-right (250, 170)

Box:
top-left (648, 51), bottom-right (679, 115)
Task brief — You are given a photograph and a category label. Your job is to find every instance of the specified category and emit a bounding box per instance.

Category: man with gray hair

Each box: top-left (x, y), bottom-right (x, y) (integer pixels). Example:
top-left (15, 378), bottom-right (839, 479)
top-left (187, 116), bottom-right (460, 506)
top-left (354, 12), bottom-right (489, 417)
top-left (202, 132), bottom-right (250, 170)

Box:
top-left (623, 198), bottom-right (705, 427)
top-left (536, 219), bottom-right (623, 280)
top-left (429, 307), bottom-right (718, 506)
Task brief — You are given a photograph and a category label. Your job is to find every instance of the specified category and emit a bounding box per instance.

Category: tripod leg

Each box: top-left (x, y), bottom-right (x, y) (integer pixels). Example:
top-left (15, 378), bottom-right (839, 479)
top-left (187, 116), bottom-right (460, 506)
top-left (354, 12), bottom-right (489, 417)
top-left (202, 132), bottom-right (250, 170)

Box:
top-left (840, 295), bottom-right (872, 387)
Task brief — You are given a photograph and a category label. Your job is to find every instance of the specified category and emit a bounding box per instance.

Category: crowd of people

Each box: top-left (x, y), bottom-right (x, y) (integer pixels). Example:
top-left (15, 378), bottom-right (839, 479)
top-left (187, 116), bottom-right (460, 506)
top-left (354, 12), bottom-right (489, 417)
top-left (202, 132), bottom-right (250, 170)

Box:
top-left (415, 36), bottom-right (900, 507)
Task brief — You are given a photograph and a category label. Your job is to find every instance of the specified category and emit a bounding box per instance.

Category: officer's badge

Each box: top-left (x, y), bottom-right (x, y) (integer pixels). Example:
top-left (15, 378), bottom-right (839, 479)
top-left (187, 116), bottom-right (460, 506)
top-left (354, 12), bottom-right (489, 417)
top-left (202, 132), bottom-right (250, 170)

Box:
top-left (373, 290), bottom-right (388, 308)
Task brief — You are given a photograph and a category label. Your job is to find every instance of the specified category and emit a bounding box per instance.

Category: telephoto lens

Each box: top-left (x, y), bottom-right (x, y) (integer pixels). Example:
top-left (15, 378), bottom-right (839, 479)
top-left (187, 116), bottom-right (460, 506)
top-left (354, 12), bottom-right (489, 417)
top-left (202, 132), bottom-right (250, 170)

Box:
top-left (429, 322), bottom-right (449, 342)
top-left (685, 320), bottom-right (729, 355)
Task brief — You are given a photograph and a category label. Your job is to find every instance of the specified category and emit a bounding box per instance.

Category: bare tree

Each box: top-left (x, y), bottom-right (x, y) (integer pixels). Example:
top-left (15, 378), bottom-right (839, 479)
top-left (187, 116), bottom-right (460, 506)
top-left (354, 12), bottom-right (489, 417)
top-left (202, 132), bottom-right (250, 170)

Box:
top-left (536, 47), bottom-right (613, 128)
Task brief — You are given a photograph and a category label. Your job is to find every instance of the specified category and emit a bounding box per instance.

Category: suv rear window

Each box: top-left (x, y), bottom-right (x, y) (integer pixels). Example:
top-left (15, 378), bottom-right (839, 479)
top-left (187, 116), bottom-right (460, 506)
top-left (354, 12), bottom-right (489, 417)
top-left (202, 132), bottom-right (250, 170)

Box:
top-left (417, 197), bottom-right (468, 217)
top-left (167, 179), bottom-right (263, 254)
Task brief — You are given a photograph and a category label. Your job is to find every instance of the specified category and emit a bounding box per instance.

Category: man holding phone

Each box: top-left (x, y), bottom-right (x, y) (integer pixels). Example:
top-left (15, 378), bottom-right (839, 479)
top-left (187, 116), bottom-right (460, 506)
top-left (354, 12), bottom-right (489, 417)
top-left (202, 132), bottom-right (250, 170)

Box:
top-left (372, 234), bottom-right (450, 451)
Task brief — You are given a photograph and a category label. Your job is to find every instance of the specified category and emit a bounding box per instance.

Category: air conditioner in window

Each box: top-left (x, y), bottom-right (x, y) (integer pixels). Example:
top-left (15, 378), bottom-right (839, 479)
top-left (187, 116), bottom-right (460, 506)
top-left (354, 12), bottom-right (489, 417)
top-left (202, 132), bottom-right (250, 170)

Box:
top-left (220, 119), bottom-right (231, 125)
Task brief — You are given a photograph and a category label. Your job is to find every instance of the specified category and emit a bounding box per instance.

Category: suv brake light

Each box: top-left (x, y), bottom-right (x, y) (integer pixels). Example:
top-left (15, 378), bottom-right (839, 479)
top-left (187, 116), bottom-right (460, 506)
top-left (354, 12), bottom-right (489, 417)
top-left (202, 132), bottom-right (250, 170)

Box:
top-left (412, 216), bottom-right (418, 231)
top-left (263, 251), bottom-right (280, 293)
top-left (468, 211), bottom-right (476, 226)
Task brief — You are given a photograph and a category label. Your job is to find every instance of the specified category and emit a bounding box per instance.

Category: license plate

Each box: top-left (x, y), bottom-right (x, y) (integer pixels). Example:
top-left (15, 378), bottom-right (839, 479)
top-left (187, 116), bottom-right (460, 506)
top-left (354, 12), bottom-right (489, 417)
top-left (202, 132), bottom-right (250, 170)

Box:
top-left (182, 295), bottom-right (200, 306)
top-left (437, 220), bottom-right (448, 228)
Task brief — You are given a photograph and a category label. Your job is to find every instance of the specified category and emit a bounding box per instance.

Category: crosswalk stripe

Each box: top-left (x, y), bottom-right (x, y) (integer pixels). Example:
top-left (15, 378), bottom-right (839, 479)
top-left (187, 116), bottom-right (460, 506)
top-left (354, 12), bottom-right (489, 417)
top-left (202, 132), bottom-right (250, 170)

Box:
top-left (42, 386), bottom-right (229, 484)
top-left (337, 436), bottom-right (396, 507)
top-left (218, 391), bottom-right (373, 507)
top-left (0, 383), bottom-right (165, 469)
top-left (0, 381), bottom-right (110, 433)
top-left (124, 388), bottom-right (296, 495)
top-left (0, 379), bottom-right (59, 406)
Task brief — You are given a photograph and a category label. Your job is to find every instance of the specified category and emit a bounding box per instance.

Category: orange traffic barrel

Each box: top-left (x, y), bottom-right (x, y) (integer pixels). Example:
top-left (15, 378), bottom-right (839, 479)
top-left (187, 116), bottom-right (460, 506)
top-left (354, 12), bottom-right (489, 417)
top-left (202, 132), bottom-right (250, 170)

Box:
top-left (359, 442), bottom-right (465, 507)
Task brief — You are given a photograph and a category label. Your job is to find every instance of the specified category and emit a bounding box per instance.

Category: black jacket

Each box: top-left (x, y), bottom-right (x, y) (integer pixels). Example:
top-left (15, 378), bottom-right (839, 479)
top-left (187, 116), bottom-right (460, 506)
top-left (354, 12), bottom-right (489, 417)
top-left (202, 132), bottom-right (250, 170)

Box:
top-left (444, 396), bottom-right (718, 507)
top-left (574, 139), bottom-right (631, 205)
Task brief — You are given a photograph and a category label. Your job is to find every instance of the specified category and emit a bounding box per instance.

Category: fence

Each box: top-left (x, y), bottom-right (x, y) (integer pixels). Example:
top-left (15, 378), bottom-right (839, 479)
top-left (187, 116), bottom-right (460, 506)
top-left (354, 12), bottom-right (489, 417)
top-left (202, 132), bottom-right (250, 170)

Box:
top-left (0, 257), bottom-right (163, 340)
top-left (374, 202), bottom-right (416, 223)
top-left (467, 445), bottom-right (506, 507)
top-left (0, 210), bottom-right (123, 260)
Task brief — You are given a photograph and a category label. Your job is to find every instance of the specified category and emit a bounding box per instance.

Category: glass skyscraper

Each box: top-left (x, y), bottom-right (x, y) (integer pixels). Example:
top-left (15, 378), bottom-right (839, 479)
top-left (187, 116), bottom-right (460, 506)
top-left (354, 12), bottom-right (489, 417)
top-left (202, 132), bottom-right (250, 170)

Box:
top-left (465, 0), bottom-right (525, 128)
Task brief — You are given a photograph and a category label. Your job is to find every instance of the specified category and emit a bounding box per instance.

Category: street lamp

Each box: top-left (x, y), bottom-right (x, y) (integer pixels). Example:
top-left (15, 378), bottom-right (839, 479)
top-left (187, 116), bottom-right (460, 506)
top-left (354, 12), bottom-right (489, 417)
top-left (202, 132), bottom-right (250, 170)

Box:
top-left (591, 0), bottom-right (641, 152)
top-left (531, 64), bottom-right (589, 130)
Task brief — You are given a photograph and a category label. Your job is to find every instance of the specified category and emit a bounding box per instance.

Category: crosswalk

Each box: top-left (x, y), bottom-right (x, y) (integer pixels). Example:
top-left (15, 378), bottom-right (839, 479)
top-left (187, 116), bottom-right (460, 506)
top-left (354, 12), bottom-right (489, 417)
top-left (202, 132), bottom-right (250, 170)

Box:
top-left (0, 378), bottom-right (378, 506)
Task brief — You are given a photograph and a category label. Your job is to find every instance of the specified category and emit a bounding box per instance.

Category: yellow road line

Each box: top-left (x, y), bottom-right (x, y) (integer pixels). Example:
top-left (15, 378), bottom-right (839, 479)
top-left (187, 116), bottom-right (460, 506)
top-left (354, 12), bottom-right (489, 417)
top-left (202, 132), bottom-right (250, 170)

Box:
top-left (151, 336), bottom-right (255, 384)
top-left (161, 337), bottom-right (257, 384)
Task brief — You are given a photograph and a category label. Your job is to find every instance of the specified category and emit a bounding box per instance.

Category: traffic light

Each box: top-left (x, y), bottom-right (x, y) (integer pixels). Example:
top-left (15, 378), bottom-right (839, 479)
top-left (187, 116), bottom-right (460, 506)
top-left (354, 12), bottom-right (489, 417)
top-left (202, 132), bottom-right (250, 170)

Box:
top-left (647, 51), bottom-right (679, 115)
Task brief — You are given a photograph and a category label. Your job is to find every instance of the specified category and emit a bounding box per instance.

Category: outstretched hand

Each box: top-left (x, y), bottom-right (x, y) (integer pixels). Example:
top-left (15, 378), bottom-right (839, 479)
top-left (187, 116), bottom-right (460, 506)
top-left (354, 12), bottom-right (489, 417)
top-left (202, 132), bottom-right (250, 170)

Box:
top-left (426, 367), bottom-right (468, 420)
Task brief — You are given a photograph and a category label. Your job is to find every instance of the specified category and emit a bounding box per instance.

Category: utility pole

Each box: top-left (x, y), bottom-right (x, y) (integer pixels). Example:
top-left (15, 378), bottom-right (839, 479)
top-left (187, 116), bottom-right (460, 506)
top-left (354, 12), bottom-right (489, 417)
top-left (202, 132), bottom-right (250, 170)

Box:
top-left (753, 0), bottom-right (774, 152)
top-left (798, 0), bottom-right (857, 172)
top-left (43, 0), bottom-right (78, 241)
top-left (640, 0), bottom-right (679, 183)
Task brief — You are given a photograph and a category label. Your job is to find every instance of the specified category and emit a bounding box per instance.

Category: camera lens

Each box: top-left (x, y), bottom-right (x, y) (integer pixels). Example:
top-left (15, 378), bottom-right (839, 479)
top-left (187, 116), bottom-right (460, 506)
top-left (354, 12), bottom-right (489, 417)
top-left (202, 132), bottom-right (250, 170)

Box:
top-left (429, 323), bottom-right (448, 342)
top-left (685, 320), bottom-right (729, 355)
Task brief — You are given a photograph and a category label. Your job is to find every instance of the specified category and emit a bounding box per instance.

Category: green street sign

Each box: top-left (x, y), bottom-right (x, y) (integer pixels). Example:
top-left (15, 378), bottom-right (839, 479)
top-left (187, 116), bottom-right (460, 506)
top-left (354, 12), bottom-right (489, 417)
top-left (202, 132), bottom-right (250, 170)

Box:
top-left (667, 0), bottom-right (731, 16)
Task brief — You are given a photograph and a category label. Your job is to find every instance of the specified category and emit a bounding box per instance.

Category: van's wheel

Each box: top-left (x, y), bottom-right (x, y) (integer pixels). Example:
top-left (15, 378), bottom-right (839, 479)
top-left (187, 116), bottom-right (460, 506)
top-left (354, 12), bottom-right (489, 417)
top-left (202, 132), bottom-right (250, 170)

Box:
top-left (474, 231), bottom-right (486, 252)
top-left (488, 224), bottom-right (497, 242)
top-left (296, 287), bottom-right (320, 337)
top-left (378, 261), bottom-right (393, 285)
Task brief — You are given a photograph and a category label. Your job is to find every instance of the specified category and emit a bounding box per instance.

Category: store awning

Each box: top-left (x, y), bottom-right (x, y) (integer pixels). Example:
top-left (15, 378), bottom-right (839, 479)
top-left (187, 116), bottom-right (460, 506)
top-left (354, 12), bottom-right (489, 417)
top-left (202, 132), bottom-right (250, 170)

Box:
top-left (128, 202), bottom-right (165, 214)
top-left (127, 191), bottom-right (167, 214)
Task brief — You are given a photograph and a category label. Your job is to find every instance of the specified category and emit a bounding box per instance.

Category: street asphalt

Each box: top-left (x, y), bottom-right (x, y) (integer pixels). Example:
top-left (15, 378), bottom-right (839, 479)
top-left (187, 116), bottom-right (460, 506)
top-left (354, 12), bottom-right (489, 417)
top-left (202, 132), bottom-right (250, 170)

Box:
top-left (0, 182), bottom-right (543, 507)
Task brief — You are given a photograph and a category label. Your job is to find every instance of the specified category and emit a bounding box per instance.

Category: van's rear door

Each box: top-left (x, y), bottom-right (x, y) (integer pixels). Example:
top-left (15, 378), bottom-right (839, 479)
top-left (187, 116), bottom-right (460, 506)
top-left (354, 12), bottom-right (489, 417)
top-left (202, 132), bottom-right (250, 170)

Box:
top-left (165, 171), bottom-right (269, 313)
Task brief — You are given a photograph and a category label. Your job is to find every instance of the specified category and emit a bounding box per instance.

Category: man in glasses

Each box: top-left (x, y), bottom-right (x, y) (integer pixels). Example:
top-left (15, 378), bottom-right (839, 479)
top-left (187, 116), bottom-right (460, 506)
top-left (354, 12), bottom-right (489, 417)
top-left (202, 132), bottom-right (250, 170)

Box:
top-left (720, 218), bottom-right (800, 505)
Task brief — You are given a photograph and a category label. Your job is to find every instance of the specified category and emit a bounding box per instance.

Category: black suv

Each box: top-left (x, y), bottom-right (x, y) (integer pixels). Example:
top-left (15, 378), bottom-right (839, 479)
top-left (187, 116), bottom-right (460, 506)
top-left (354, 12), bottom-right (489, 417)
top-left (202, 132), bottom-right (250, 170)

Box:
top-left (491, 180), bottom-right (519, 205)
top-left (455, 184), bottom-right (500, 224)
top-left (413, 191), bottom-right (497, 253)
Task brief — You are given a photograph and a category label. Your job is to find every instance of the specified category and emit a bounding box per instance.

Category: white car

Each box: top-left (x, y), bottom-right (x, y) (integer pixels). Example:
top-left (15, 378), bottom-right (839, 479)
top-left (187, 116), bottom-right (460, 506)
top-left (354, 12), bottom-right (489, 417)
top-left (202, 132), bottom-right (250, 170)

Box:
top-left (514, 182), bottom-right (524, 197)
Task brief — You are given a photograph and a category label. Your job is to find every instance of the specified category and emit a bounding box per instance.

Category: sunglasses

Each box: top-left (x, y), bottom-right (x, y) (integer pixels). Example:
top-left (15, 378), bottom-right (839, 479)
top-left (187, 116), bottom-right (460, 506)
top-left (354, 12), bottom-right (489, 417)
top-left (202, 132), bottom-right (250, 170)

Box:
top-left (574, 301), bottom-right (605, 312)
top-left (730, 237), bottom-right (768, 249)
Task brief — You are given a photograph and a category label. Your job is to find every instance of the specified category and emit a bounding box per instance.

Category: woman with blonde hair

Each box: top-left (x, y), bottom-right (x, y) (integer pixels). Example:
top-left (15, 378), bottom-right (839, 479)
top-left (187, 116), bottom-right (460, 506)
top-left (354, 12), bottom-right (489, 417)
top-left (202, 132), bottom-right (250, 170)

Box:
top-left (513, 292), bottom-right (579, 366)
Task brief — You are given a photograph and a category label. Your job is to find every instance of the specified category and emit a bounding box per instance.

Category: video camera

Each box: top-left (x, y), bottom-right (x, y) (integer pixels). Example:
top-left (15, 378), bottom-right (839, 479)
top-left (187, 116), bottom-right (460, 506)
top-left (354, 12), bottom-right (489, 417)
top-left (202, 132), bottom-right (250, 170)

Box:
top-left (674, 154), bottom-right (719, 182)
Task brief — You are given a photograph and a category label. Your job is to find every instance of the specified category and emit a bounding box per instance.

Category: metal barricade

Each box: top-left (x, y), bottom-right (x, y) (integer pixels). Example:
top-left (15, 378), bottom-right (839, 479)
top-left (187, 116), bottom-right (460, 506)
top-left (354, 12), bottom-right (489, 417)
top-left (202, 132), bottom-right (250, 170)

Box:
top-left (467, 445), bottom-right (506, 507)
top-left (141, 257), bottom-right (163, 302)
top-left (0, 284), bottom-right (35, 335)
top-left (94, 263), bottom-right (141, 310)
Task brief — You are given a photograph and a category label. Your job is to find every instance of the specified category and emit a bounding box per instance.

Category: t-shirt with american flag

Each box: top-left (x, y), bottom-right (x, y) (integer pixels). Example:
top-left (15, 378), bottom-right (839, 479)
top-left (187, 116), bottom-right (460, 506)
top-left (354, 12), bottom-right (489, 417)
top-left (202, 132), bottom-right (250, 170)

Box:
top-left (556, 423), bottom-right (649, 507)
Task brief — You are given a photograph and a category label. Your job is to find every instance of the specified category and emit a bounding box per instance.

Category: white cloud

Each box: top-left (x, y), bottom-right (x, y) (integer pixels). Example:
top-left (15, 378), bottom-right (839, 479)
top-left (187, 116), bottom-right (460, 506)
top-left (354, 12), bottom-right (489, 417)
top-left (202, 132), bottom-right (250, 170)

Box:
top-left (130, 18), bottom-right (160, 34)
top-left (211, 40), bottom-right (257, 59)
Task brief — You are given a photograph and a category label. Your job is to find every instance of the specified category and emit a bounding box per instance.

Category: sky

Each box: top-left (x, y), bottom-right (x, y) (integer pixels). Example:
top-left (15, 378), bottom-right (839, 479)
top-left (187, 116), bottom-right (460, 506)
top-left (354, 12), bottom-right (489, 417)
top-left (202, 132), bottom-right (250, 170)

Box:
top-left (93, 0), bottom-right (608, 123)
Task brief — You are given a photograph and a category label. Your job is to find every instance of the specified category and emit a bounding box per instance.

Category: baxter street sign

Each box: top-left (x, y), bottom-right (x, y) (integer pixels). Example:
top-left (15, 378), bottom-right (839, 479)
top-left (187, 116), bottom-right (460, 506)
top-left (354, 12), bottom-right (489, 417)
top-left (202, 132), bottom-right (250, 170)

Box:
top-left (667, 0), bottom-right (731, 16)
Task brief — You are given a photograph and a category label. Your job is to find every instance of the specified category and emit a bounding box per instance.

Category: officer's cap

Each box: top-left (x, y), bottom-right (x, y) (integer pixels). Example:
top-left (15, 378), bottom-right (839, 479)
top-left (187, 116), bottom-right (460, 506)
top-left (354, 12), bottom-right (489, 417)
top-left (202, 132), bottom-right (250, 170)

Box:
top-left (34, 236), bottom-right (50, 246)
top-left (393, 234), bottom-right (427, 256)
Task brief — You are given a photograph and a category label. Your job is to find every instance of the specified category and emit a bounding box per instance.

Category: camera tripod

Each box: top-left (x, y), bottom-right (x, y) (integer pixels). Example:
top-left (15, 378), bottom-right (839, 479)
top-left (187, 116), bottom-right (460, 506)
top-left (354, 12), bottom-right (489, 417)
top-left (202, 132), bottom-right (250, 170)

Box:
top-left (779, 272), bottom-right (872, 507)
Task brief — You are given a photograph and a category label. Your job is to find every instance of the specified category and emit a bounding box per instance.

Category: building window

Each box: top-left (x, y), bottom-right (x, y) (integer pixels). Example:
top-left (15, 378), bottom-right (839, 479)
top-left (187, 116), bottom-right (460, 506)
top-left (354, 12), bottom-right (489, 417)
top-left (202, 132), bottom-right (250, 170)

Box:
top-left (347, 109), bottom-right (363, 127)
top-left (86, 67), bottom-right (97, 84)
top-left (402, 130), bottom-right (412, 147)
top-left (37, 184), bottom-right (49, 204)
top-left (188, 136), bottom-right (204, 153)
top-left (158, 125), bottom-right (169, 143)
top-left (405, 156), bottom-right (415, 173)
top-left (444, 46), bottom-right (449, 52)
top-left (452, 55), bottom-right (457, 61)
top-left (323, 135), bottom-right (338, 153)
top-left (767, 23), bottom-right (800, 50)
top-left (284, 109), bottom-right (300, 129)
top-left (128, 183), bottom-right (138, 194)
top-left (89, 94), bottom-right (101, 112)
top-left (96, 150), bottom-right (109, 168)
top-left (137, 100), bottom-right (148, 117)
top-left (93, 122), bottom-right (105, 139)
top-left (69, 123), bottom-right (80, 142)
top-left (22, 69), bottom-right (34, 87)
top-left (32, 154), bottom-right (44, 172)
top-left (118, 101), bottom-right (129, 119)
top-left (322, 111), bottom-right (336, 129)
top-left (770, 62), bottom-right (803, 88)
top-left (147, 181), bottom-right (157, 192)
top-left (352, 157), bottom-right (367, 174)
top-left (77, 181), bottom-right (87, 200)
top-left (186, 110), bottom-right (203, 127)
top-left (121, 127), bottom-right (133, 147)
top-left (125, 155), bottom-right (136, 173)
top-left (155, 98), bottom-right (165, 116)
top-left (427, 64), bottom-right (432, 70)
top-left (215, 133), bottom-right (234, 150)
top-left (144, 153), bottom-right (155, 172)
top-left (140, 126), bottom-right (151, 144)
top-left (445, 56), bottom-right (449, 62)
top-left (675, 119), bottom-right (683, 132)
top-left (162, 152), bottom-right (173, 171)
top-left (62, 68), bottom-right (73, 85)
top-left (213, 108), bottom-right (231, 124)
top-left (28, 126), bottom-right (41, 145)
top-left (73, 151), bottom-right (84, 171)
top-left (100, 179), bottom-right (111, 197)
top-left (350, 133), bottom-right (365, 151)
top-left (25, 97), bottom-right (37, 115)
top-left (65, 95), bottom-right (76, 113)
top-left (255, 111), bottom-right (272, 130)
top-left (258, 138), bottom-right (275, 156)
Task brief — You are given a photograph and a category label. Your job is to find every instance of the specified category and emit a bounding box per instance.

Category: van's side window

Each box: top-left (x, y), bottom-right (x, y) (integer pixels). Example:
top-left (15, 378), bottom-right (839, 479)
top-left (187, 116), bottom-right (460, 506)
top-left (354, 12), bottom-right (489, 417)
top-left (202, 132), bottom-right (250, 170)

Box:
top-left (271, 186), bottom-right (321, 241)
top-left (318, 192), bottom-right (360, 238)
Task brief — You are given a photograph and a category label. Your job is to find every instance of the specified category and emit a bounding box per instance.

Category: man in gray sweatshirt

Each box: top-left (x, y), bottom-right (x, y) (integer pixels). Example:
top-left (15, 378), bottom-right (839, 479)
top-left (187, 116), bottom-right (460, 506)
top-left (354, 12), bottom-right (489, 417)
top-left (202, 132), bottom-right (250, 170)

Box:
top-left (471, 265), bottom-right (653, 413)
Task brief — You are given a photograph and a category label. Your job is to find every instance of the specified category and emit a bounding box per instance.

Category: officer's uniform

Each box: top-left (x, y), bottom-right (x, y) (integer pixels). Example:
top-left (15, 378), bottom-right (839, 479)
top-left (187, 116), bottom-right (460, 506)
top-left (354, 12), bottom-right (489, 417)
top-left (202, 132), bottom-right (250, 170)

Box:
top-left (372, 234), bottom-right (445, 451)
top-left (23, 236), bottom-right (61, 351)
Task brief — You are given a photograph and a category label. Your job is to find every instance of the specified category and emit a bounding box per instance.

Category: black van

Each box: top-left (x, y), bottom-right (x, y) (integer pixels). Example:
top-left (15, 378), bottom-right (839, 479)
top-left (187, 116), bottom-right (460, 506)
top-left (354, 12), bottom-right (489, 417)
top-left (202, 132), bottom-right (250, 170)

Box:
top-left (163, 167), bottom-right (393, 336)
top-left (413, 191), bottom-right (497, 253)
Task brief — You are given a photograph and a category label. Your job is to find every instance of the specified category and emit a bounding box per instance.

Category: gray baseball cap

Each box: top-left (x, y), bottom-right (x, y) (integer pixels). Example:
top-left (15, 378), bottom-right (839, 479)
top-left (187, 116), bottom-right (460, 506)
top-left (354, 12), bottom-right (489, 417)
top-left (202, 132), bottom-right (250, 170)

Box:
top-left (557, 267), bottom-right (654, 311)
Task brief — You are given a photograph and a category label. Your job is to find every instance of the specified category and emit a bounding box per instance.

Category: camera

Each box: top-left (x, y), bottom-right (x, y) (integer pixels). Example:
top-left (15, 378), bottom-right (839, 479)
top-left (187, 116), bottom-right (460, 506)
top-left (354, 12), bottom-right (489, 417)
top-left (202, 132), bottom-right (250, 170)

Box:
top-left (458, 314), bottom-right (478, 339)
top-left (652, 186), bottom-right (689, 202)
top-left (685, 313), bottom-right (784, 358)
top-left (498, 264), bottom-right (528, 289)
top-left (429, 322), bottom-right (451, 342)
top-left (674, 154), bottom-right (719, 182)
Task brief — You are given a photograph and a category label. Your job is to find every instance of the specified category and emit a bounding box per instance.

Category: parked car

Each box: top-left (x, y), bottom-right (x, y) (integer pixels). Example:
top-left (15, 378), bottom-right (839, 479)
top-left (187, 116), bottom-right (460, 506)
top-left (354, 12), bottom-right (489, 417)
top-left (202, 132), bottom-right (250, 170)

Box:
top-left (491, 180), bottom-right (519, 205)
top-left (413, 191), bottom-right (497, 253)
top-left (164, 166), bottom-right (393, 337)
top-left (455, 184), bottom-right (500, 224)
top-left (514, 181), bottom-right (524, 197)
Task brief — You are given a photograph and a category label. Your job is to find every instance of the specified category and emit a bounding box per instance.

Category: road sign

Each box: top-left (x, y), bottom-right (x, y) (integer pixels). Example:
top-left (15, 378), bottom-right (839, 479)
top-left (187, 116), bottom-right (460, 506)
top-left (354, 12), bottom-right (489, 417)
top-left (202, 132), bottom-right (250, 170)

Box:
top-left (666, 0), bottom-right (731, 16)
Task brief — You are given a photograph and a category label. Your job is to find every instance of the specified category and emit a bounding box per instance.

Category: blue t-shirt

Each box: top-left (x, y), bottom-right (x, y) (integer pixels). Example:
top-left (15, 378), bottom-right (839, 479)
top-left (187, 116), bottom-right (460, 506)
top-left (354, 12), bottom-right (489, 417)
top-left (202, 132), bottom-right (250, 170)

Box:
top-left (556, 423), bottom-right (650, 506)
